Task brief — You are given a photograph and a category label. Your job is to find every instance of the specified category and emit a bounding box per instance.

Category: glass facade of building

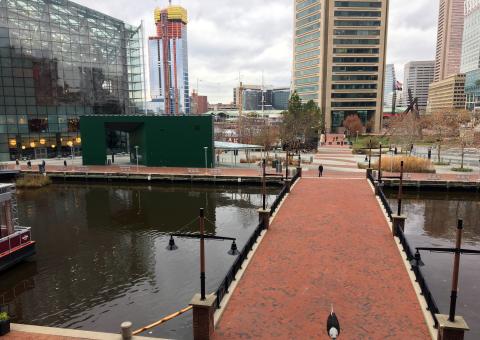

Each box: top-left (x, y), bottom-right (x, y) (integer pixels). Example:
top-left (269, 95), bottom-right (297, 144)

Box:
top-left (0, 0), bottom-right (145, 161)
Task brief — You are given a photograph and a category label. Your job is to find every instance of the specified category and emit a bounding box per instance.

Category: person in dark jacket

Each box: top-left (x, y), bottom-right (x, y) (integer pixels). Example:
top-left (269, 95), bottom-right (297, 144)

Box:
top-left (319, 164), bottom-right (324, 177)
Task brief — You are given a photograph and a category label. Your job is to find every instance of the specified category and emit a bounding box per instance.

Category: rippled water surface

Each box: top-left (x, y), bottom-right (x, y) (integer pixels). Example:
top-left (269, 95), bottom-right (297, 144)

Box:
top-left (387, 190), bottom-right (480, 340)
top-left (0, 183), bottom-right (276, 339)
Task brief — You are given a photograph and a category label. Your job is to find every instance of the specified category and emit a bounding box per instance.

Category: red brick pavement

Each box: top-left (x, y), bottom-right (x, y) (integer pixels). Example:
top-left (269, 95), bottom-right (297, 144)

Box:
top-left (214, 178), bottom-right (430, 339)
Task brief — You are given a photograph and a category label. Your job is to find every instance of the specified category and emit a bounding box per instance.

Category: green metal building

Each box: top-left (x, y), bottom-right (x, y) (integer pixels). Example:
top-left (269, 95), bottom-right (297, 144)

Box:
top-left (80, 115), bottom-right (214, 168)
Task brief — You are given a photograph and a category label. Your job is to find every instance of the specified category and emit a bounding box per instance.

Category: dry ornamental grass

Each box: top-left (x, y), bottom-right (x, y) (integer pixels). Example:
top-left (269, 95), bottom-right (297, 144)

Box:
top-left (370, 156), bottom-right (435, 173)
top-left (16, 175), bottom-right (52, 188)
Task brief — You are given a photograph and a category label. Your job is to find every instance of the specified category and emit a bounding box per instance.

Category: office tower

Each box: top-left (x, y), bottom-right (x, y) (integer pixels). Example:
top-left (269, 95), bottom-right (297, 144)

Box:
top-left (383, 64), bottom-right (396, 109)
top-left (272, 88), bottom-right (290, 110)
top-left (427, 73), bottom-right (466, 113)
top-left (292, 0), bottom-right (389, 133)
top-left (461, 0), bottom-right (480, 112)
top-left (0, 0), bottom-right (145, 161)
top-left (434, 0), bottom-right (465, 82)
top-left (149, 3), bottom-right (190, 115)
top-left (403, 61), bottom-right (435, 111)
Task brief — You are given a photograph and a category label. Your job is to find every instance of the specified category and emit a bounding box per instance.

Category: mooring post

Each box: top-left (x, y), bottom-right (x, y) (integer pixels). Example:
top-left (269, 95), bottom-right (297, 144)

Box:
top-left (121, 321), bottom-right (133, 340)
top-left (284, 179), bottom-right (291, 193)
top-left (258, 208), bottom-right (271, 229)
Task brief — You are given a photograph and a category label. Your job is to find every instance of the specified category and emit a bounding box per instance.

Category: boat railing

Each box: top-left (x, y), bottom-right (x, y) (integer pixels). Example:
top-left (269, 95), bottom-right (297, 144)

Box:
top-left (0, 226), bottom-right (32, 255)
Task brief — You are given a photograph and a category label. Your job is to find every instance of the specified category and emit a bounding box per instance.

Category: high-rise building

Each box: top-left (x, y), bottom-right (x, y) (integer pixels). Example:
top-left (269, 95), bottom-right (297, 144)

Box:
top-left (190, 91), bottom-right (208, 115)
top-left (461, 0), bottom-right (480, 112)
top-left (272, 88), bottom-right (290, 110)
top-left (434, 0), bottom-right (465, 82)
top-left (149, 4), bottom-right (190, 115)
top-left (426, 73), bottom-right (466, 113)
top-left (0, 0), bottom-right (145, 161)
top-left (233, 85), bottom-right (289, 111)
top-left (403, 61), bottom-right (435, 111)
top-left (292, 0), bottom-right (389, 133)
top-left (383, 64), bottom-right (396, 109)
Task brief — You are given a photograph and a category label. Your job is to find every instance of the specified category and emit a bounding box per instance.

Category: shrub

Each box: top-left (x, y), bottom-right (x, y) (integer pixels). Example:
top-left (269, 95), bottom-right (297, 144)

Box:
top-left (371, 156), bottom-right (435, 173)
top-left (16, 175), bottom-right (52, 188)
top-left (0, 312), bottom-right (8, 321)
top-left (451, 167), bottom-right (473, 172)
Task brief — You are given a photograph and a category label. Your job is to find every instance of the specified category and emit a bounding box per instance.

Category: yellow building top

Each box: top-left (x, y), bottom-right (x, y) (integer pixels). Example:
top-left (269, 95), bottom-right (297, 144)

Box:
top-left (154, 6), bottom-right (188, 24)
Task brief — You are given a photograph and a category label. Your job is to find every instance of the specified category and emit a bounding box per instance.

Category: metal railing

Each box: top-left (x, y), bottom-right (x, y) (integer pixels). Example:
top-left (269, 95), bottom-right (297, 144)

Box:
top-left (371, 173), bottom-right (440, 328)
top-left (215, 172), bottom-right (300, 309)
top-left (397, 227), bottom-right (440, 328)
top-left (215, 219), bottom-right (265, 309)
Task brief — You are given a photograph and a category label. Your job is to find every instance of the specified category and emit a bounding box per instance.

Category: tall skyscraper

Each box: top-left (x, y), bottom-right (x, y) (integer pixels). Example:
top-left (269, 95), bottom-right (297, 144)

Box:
top-left (292, 0), bottom-right (389, 133)
top-left (403, 61), bottom-right (435, 111)
top-left (383, 64), bottom-right (396, 109)
top-left (149, 3), bottom-right (190, 115)
top-left (461, 0), bottom-right (480, 112)
top-left (434, 0), bottom-right (465, 82)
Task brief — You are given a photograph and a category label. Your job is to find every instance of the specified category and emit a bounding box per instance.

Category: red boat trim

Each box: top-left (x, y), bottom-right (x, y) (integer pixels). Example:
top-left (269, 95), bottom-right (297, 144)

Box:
top-left (0, 241), bottom-right (36, 259)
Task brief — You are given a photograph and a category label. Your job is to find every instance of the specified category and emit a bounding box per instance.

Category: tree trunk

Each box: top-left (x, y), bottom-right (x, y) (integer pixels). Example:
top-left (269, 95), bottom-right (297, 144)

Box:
top-left (437, 143), bottom-right (441, 163)
top-left (461, 143), bottom-right (465, 169)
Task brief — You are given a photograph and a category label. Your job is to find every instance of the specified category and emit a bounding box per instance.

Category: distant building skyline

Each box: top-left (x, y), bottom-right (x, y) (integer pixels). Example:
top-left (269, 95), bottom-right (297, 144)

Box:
top-left (383, 64), bottom-right (397, 109)
top-left (148, 4), bottom-right (190, 115)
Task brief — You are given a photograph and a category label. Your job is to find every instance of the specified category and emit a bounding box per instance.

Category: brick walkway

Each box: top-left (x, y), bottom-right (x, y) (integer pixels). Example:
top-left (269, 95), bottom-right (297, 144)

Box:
top-left (214, 178), bottom-right (430, 339)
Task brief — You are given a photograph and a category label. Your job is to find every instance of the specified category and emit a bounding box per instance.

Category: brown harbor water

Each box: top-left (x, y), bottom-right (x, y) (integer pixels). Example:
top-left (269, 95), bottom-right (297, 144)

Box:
top-left (0, 183), bottom-right (276, 339)
top-left (387, 190), bottom-right (480, 340)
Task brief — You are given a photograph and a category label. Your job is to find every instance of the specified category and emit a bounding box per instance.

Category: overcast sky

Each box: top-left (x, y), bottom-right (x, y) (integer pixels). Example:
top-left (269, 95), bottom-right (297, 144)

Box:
top-left (74, 0), bottom-right (440, 103)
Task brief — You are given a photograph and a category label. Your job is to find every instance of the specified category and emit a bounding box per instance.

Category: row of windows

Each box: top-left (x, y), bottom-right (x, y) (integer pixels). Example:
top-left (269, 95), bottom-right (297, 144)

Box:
top-left (296, 0), bottom-right (320, 11)
top-left (333, 38), bottom-right (379, 45)
top-left (299, 93), bottom-right (318, 101)
top-left (334, 29), bottom-right (380, 36)
top-left (331, 101), bottom-right (377, 107)
top-left (296, 22), bottom-right (320, 36)
top-left (295, 49), bottom-right (320, 61)
top-left (295, 68), bottom-right (319, 77)
top-left (332, 92), bottom-right (377, 99)
top-left (335, 1), bottom-right (382, 8)
top-left (295, 40), bottom-right (320, 53)
top-left (296, 85), bottom-right (319, 93)
top-left (0, 105), bottom-right (91, 115)
top-left (296, 4), bottom-right (321, 19)
top-left (333, 66), bottom-right (378, 72)
top-left (334, 11), bottom-right (381, 17)
top-left (295, 76), bottom-right (319, 85)
top-left (296, 31), bottom-right (320, 45)
top-left (332, 83), bottom-right (377, 90)
top-left (334, 20), bottom-right (380, 26)
top-left (296, 13), bottom-right (321, 29)
top-left (333, 57), bottom-right (379, 63)
top-left (295, 58), bottom-right (319, 69)
top-left (333, 47), bottom-right (379, 54)
top-left (332, 74), bottom-right (378, 81)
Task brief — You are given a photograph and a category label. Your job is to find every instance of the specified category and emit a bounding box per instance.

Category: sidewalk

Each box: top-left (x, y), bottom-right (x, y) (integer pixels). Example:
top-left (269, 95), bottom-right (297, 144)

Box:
top-left (214, 178), bottom-right (431, 339)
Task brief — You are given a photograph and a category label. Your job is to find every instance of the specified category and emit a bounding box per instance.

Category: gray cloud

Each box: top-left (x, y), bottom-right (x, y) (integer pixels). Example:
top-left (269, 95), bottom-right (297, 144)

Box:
top-left (73, 0), bottom-right (439, 103)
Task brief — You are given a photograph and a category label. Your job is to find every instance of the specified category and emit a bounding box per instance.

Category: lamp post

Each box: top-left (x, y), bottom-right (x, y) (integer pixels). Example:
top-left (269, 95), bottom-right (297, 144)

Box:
top-left (413, 219), bottom-right (480, 322)
top-left (167, 208), bottom-right (239, 301)
top-left (134, 146), bottom-right (139, 172)
top-left (204, 147), bottom-right (208, 173)
top-left (397, 161), bottom-right (404, 216)
top-left (262, 159), bottom-right (266, 210)
top-left (285, 151), bottom-right (289, 180)
top-left (378, 143), bottom-right (382, 183)
top-left (368, 139), bottom-right (372, 169)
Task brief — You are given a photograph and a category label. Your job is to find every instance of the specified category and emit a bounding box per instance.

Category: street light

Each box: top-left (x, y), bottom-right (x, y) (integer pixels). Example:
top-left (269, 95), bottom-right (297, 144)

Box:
top-left (134, 145), bottom-right (139, 172)
top-left (167, 208), bottom-right (239, 300)
top-left (204, 147), bottom-right (208, 173)
top-left (412, 220), bottom-right (480, 322)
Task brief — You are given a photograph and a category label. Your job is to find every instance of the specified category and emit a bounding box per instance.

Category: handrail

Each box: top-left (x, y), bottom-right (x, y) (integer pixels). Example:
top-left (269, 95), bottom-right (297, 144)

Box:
top-left (372, 176), bottom-right (440, 328)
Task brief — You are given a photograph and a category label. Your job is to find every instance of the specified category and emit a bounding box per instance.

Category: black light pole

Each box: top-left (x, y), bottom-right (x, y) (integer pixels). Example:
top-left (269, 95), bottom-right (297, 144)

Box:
top-left (378, 143), bottom-right (383, 183)
top-left (397, 161), bottom-right (404, 216)
top-left (298, 152), bottom-right (301, 167)
top-left (285, 151), bottom-right (289, 180)
top-left (262, 159), bottom-right (266, 211)
top-left (413, 219), bottom-right (480, 322)
top-left (167, 208), bottom-right (239, 302)
top-left (199, 208), bottom-right (206, 300)
top-left (368, 139), bottom-right (372, 169)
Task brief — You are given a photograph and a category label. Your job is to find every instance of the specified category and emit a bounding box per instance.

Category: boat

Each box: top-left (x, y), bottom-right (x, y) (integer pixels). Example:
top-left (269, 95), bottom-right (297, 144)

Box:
top-left (0, 184), bottom-right (35, 272)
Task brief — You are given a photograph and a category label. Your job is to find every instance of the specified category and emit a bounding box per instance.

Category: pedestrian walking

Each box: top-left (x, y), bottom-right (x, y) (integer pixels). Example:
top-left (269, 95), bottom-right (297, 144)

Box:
top-left (15, 159), bottom-right (19, 166)
top-left (27, 160), bottom-right (31, 169)
top-left (318, 164), bottom-right (324, 177)
top-left (64, 160), bottom-right (67, 167)
top-left (428, 147), bottom-right (432, 160)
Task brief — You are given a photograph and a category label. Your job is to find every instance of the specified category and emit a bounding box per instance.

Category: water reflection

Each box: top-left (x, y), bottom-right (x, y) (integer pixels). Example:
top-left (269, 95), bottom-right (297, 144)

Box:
top-left (0, 183), bottom-right (276, 339)
top-left (387, 190), bottom-right (480, 340)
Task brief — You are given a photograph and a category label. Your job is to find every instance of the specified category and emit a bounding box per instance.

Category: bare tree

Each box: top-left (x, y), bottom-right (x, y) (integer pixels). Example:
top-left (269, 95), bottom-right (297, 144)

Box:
top-left (343, 115), bottom-right (363, 136)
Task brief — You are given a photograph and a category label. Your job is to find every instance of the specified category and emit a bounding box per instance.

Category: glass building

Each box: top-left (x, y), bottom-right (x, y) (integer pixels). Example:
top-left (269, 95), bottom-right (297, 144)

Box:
top-left (0, 0), bottom-right (145, 161)
top-left (461, 0), bottom-right (480, 112)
